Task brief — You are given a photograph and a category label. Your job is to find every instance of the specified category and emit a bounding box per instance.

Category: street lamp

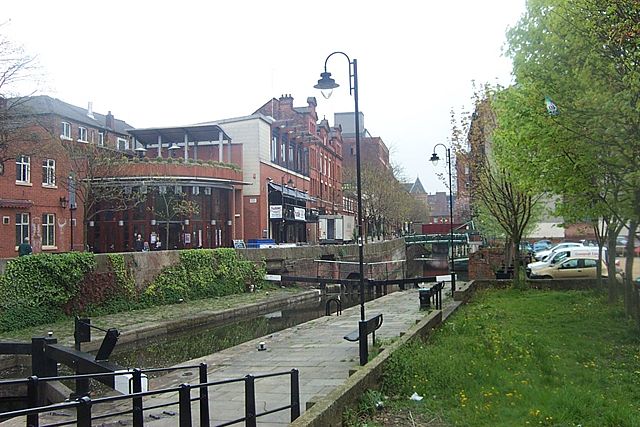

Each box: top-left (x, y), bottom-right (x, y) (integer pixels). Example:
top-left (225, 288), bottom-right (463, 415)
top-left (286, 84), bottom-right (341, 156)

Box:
top-left (314, 51), bottom-right (366, 323)
top-left (430, 144), bottom-right (456, 294)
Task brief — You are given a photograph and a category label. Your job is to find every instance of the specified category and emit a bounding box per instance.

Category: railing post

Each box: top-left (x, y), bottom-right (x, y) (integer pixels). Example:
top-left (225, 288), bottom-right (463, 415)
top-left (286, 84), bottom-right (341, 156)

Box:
top-left (132, 368), bottom-right (144, 427)
top-left (26, 376), bottom-right (39, 427)
top-left (244, 375), bottom-right (256, 427)
top-left (199, 363), bottom-right (210, 427)
top-left (179, 383), bottom-right (192, 427)
top-left (290, 369), bottom-right (300, 421)
top-left (358, 320), bottom-right (368, 366)
top-left (76, 396), bottom-right (92, 427)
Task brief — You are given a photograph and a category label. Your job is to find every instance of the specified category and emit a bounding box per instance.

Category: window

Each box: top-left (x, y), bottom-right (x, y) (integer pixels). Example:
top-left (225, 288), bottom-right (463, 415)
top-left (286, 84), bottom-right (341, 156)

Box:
top-left (117, 137), bottom-right (129, 151)
top-left (559, 259), bottom-right (579, 269)
top-left (271, 135), bottom-right (277, 162)
top-left (15, 213), bottom-right (29, 245)
top-left (78, 127), bottom-right (88, 142)
top-left (584, 259), bottom-right (598, 268)
top-left (42, 159), bottom-right (56, 187)
top-left (61, 122), bottom-right (71, 140)
top-left (42, 213), bottom-right (55, 247)
top-left (98, 132), bottom-right (105, 146)
top-left (16, 155), bottom-right (30, 183)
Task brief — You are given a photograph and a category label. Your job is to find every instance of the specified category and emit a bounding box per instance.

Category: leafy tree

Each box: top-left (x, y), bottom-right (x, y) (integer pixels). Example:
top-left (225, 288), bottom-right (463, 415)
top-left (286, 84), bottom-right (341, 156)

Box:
top-left (150, 186), bottom-right (200, 249)
top-left (497, 0), bottom-right (640, 300)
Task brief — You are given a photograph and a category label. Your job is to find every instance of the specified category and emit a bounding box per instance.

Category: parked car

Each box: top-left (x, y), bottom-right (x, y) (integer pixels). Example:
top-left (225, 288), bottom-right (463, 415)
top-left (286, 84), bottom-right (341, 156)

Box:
top-left (527, 247), bottom-right (607, 277)
top-left (534, 242), bottom-right (584, 261)
top-left (533, 239), bottom-right (552, 252)
top-left (529, 257), bottom-right (609, 279)
top-left (520, 241), bottom-right (534, 256)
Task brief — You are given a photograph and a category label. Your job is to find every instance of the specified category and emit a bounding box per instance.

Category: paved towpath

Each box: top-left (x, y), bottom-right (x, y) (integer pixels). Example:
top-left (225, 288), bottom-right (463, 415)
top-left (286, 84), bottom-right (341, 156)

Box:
top-left (99, 285), bottom-right (461, 426)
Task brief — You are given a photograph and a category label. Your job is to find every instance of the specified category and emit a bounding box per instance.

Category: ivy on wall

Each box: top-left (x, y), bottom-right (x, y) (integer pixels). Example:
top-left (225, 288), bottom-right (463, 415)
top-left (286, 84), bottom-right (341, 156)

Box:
top-left (0, 252), bottom-right (96, 331)
top-left (0, 249), bottom-right (266, 332)
top-left (143, 249), bottom-right (266, 304)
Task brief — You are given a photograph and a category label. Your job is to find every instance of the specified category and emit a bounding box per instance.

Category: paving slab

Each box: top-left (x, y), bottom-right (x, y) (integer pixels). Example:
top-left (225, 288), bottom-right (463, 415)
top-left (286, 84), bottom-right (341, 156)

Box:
top-left (100, 286), bottom-right (458, 426)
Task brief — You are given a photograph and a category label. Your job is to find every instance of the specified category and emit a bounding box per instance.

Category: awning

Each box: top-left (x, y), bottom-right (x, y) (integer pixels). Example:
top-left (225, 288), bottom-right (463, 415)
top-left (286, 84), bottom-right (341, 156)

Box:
top-left (0, 199), bottom-right (33, 209)
top-left (269, 182), bottom-right (315, 202)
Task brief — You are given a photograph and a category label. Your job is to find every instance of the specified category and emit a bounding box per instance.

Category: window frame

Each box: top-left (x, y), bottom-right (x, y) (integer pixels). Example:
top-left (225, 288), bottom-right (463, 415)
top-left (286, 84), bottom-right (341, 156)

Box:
top-left (61, 122), bottom-right (72, 140)
top-left (42, 213), bottom-right (56, 248)
top-left (78, 126), bottom-right (88, 143)
top-left (15, 212), bottom-right (29, 246)
top-left (16, 155), bottom-right (31, 184)
top-left (98, 131), bottom-right (105, 147)
top-left (42, 158), bottom-right (56, 187)
top-left (117, 137), bottom-right (129, 151)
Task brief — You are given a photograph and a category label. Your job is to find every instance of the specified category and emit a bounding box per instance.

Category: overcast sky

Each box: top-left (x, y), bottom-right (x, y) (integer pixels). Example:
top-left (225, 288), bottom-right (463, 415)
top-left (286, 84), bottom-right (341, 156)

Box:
top-left (5, 0), bottom-right (525, 193)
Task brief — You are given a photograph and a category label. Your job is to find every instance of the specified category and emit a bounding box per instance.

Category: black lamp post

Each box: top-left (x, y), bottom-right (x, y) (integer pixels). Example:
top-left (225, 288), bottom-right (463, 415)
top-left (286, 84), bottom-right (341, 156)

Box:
top-left (314, 51), bottom-right (366, 323)
top-left (430, 144), bottom-right (456, 294)
top-left (281, 177), bottom-right (293, 243)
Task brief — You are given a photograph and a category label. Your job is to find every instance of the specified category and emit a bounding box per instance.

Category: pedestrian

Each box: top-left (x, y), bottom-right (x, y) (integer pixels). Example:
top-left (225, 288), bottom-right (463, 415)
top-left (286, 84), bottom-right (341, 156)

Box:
top-left (134, 234), bottom-right (144, 252)
top-left (18, 237), bottom-right (32, 256)
top-left (142, 241), bottom-right (150, 252)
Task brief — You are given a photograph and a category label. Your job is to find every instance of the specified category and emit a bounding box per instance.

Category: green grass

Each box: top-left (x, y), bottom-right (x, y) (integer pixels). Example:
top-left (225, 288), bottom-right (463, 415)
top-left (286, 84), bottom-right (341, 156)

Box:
top-left (365, 289), bottom-right (640, 427)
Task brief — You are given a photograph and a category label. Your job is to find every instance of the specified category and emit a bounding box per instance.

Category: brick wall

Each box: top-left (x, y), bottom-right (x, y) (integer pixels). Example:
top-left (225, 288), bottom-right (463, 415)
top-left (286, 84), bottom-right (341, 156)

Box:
top-left (469, 247), bottom-right (505, 280)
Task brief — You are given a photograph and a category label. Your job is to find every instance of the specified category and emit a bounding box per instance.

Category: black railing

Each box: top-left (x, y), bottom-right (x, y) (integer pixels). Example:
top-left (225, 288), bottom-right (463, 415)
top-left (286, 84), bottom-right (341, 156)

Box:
top-left (0, 364), bottom-right (300, 427)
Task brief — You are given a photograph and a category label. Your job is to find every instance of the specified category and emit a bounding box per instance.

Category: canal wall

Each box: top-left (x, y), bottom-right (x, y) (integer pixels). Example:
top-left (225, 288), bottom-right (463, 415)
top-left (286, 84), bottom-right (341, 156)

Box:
top-left (98, 238), bottom-right (408, 289)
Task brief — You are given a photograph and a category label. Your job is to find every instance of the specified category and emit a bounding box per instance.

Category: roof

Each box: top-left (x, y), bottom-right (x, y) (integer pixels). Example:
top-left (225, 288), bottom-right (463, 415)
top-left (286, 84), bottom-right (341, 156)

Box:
top-left (0, 198), bottom-right (33, 209)
top-left (9, 95), bottom-right (133, 134)
top-left (407, 177), bottom-right (426, 194)
top-left (128, 124), bottom-right (232, 145)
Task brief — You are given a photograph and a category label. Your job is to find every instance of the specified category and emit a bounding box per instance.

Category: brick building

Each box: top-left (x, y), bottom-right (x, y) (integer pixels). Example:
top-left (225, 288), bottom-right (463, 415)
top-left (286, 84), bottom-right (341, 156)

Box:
top-left (334, 112), bottom-right (390, 172)
top-left (0, 96), bottom-right (134, 257)
top-left (0, 96), bottom-right (244, 257)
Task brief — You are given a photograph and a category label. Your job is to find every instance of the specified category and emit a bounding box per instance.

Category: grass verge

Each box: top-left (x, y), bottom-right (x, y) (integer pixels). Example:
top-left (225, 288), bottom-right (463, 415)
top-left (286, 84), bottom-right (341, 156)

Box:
top-left (350, 288), bottom-right (640, 427)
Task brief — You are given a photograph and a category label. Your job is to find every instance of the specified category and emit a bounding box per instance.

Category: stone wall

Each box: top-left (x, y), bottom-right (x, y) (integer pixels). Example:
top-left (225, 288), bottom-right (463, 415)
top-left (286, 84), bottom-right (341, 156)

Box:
top-left (469, 247), bottom-right (505, 280)
top-left (1, 239), bottom-right (408, 289)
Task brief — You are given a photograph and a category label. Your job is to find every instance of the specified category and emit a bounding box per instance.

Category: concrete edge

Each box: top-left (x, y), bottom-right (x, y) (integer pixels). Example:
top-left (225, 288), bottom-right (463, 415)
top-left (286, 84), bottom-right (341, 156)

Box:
top-left (290, 309), bottom-right (444, 427)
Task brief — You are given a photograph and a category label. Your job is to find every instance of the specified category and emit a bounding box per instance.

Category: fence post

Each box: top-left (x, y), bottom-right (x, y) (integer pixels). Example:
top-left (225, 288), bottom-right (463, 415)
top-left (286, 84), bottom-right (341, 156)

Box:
top-left (26, 376), bottom-right (39, 427)
top-left (132, 368), bottom-right (144, 427)
top-left (290, 369), bottom-right (300, 421)
top-left (179, 383), bottom-right (192, 427)
top-left (244, 375), bottom-right (256, 427)
top-left (199, 363), bottom-right (210, 427)
top-left (76, 396), bottom-right (92, 427)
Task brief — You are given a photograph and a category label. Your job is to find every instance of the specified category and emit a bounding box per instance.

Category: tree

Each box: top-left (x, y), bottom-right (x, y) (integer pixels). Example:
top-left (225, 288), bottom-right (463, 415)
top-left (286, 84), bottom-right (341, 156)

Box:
top-left (150, 186), bottom-right (200, 249)
top-left (497, 0), bottom-right (640, 301)
top-left (62, 143), bottom-right (146, 247)
top-left (0, 27), bottom-right (45, 175)
top-left (451, 87), bottom-right (542, 286)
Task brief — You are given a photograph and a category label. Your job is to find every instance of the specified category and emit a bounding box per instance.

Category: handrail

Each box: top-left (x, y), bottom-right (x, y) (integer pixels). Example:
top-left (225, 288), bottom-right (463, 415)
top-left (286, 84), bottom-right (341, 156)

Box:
top-left (1, 366), bottom-right (300, 427)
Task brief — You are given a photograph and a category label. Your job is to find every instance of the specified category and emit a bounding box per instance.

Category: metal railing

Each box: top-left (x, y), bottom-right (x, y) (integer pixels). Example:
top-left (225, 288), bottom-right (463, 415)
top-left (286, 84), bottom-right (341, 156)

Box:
top-left (0, 364), bottom-right (300, 427)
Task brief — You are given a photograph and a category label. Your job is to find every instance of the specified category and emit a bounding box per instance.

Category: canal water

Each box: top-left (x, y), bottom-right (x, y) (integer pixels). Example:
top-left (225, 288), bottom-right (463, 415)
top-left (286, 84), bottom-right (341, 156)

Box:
top-left (108, 291), bottom-right (370, 370)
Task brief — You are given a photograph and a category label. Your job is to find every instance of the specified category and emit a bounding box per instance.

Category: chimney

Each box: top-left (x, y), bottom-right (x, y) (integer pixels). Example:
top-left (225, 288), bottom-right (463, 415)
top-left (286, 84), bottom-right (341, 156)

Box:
top-left (105, 110), bottom-right (114, 129)
top-left (279, 94), bottom-right (294, 109)
top-left (87, 102), bottom-right (95, 119)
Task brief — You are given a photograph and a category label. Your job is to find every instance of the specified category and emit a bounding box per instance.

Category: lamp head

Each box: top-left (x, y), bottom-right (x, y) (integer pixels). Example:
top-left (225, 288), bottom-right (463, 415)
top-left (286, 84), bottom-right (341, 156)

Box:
top-left (430, 152), bottom-right (440, 166)
top-left (314, 71), bottom-right (339, 99)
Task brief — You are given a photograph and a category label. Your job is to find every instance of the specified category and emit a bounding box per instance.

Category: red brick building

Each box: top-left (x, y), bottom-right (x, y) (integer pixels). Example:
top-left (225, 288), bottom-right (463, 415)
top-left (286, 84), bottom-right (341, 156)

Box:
top-left (0, 96), bottom-right (244, 258)
top-left (0, 96), bottom-right (134, 257)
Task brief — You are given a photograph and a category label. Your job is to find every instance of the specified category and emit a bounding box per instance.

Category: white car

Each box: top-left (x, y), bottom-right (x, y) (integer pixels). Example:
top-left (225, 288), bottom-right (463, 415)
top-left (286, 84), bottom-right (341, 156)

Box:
top-left (534, 242), bottom-right (584, 261)
top-left (528, 247), bottom-right (606, 277)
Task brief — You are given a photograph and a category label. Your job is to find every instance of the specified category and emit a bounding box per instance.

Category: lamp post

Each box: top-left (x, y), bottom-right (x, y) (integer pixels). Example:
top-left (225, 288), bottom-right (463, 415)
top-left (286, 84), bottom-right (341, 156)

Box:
top-left (430, 144), bottom-right (456, 294)
top-left (314, 51), bottom-right (366, 323)
top-left (315, 52), bottom-right (373, 366)
top-left (281, 177), bottom-right (293, 244)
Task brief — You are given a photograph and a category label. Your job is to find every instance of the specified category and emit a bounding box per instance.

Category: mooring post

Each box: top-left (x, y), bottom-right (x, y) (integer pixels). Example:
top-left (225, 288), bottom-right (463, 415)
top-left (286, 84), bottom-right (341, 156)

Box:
top-left (199, 363), bottom-right (210, 427)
